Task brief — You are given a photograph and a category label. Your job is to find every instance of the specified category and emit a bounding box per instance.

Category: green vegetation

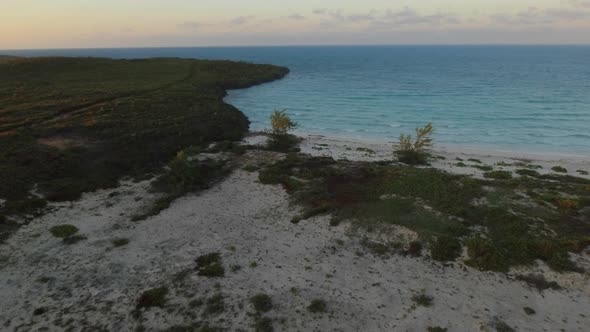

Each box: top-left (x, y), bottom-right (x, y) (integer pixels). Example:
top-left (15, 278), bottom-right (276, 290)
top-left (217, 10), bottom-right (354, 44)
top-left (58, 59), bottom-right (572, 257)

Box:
top-left (427, 328), bottom-right (448, 332)
top-left (0, 56), bottom-right (287, 235)
top-left (254, 317), bottom-right (274, 332)
top-left (516, 169), bottom-right (540, 177)
top-left (112, 238), bottom-right (130, 247)
top-left (49, 224), bottom-right (79, 238)
top-left (577, 170), bottom-right (589, 175)
top-left (195, 252), bottom-right (225, 277)
top-left (250, 293), bottom-right (273, 313)
top-left (492, 319), bottom-right (515, 332)
top-left (136, 287), bottom-right (167, 309)
top-left (484, 170), bottom-right (513, 180)
top-left (551, 166), bottom-right (568, 173)
top-left (257, 152), bottom-right (590, 272)
top-left (395, 123), bottom-right (435, 165)
top-left (307, 299), bottom-right (327, 313)
top-left (412, 292), bottom-right (434, 307)
top-left (430, 236), bottom-right (462, 262)
top-left (267, 110), bottom-right (300, 152)
top-left (204, 294), bottom-right (225, 315)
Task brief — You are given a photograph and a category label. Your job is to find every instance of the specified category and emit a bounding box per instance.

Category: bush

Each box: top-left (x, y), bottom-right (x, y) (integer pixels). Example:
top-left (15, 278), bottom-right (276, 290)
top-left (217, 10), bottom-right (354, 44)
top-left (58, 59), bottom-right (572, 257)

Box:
top-left (484, 170), bottom-right (513, 180)
top-left (465, 237), bottom-right (509, 272)
top-left (250, 293), bottom-right (273, 313)
top-left (430, 236), bottom-right (461, 262)
top-left (551, 166), bottom-right (568, 173)
top-left (112, 238), bottom-right (130, 247)
top-left (307, 299), bottom-right (327, 313)
top-left (137, 287), bottom-right (167, 309)
top-left (204, 294), bottom-right (225, 315)
top-left (266, 134), bottom-right (300, 153)
top-left (49, 224), bottom-right (79, 238)
top-left (408, 240), bottom-right (423, 257)
top-left (394, 123), bottom-right (435, 165)
top-left (195, 253), bottom-right (225, 277)
top-left (412, 293), bottom-right (434, 307)
top-left (270, 109), bottom-right (297, 136)
top-left (254, 317), bottom-right (273, 332)
top-left (516, 169), bottom-right (540, 177)
top-left (267, 110), bottom-right (299, 152)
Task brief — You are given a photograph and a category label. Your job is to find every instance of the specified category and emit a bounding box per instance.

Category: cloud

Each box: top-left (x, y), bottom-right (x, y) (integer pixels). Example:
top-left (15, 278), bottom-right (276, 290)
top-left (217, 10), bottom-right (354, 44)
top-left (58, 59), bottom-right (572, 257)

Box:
top-left (178, 21), bottom-right (202, 30)
top-left (288, 14), bottom-right (306, 20)
top-left (570, 0), bottom-right (590, 8)
top-left (490, 5), bottom-right (590, 26)
top-left (230, 15), bottom-right (256, 26)
top-left (312, 8), bottom-right (459, 30)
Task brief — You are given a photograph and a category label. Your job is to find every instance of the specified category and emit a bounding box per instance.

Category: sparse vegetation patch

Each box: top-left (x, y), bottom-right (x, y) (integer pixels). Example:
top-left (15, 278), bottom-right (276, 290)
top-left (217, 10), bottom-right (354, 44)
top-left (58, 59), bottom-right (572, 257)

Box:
top-left (49, 224), bottom-right (79, 238)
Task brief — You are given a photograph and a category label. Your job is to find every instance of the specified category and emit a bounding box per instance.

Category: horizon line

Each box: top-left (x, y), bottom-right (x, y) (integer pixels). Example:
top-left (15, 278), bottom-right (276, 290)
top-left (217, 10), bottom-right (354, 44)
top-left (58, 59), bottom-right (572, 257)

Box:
top-left (2, 43), bottom-right (590, 52)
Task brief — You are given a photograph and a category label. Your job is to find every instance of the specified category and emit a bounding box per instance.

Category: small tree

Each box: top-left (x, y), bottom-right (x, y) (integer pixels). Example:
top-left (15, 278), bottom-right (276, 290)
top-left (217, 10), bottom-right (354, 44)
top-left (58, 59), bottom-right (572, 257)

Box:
top-left (267, 109), bottom-right (299, 152)
top-left (395, 123), bottom-right (435, 165)
top-left (270, 109), bottom-right (297, 136)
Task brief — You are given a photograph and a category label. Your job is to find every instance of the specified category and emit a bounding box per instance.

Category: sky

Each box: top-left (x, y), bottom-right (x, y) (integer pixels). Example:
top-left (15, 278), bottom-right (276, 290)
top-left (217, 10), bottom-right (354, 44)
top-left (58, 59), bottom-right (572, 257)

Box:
top-left (2, 0), bottom-right (590, 49)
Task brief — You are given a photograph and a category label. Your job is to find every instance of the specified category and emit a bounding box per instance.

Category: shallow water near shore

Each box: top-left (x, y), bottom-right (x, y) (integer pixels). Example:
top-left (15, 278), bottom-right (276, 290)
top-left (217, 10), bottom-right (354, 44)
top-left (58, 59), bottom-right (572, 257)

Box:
top-left (5, 45), bottom-right (590, 155)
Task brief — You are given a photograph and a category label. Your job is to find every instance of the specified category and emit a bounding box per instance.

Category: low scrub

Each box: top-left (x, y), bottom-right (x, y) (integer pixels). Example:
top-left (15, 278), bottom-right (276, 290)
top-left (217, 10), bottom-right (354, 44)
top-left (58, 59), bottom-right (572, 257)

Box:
top-left (250, 293), bottom-right (273, 313)
top-left (430, 236), bottom-right (462, 262)
top-left (195, 253), bottom-right (225, 277)
top-left (307, 299), bottom-right (327, 313)
top-left (49, 224), bottom-right (79, 238)
top-left (136, 287), bottom-right (167, 309)
top-left (395, 123), bottom-right (435, 165)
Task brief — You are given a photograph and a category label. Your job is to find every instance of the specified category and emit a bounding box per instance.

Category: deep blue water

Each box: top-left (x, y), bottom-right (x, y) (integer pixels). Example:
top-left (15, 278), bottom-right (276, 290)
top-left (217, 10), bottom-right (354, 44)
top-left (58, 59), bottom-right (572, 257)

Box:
top-left (3, 46), bottom-right (590, 155)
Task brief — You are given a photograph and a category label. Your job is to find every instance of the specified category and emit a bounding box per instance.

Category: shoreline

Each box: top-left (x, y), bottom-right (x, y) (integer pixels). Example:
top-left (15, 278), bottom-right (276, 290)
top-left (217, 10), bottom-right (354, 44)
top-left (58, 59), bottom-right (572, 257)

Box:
top-left (245, 131), bottom-right (590, 180)
top-left (288, 130), bottom-right (590, 163)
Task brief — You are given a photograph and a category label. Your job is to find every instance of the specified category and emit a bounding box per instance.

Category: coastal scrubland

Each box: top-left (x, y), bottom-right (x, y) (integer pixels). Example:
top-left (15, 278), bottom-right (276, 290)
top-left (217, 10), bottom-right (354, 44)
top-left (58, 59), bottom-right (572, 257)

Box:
top-left (0, 56), bottom-right (288, 239)
top-left (1, 57), bottom-right (589, 331)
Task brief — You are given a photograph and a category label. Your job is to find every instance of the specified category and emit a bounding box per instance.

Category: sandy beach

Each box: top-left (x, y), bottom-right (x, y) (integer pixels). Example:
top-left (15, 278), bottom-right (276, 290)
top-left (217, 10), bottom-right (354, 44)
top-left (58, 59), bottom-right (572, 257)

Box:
top-left (1, 134), bottom-right (589, 331)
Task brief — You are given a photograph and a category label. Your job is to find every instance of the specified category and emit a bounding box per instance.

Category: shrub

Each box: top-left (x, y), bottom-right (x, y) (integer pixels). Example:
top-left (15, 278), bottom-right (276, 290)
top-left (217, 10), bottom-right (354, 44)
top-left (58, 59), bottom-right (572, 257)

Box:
top-left (254, 317), bottom-right (273, 332)
top-left (49, 224), bottom-right (79, 238)
top-left (204, 294), bottom-right (225, 315)
top-left (516, 169), bottom-right (540, 177)
top-left (430, 236), bottom-right (461, 262)
top-left (408, 241), bottom-right (423, 257)
top-left (307, 299), bottom-right (327, 313)
top-left (196, 253), bottom-right (224, 277)
top-left (136, 287), bottom-right (167, 309)
top-left (428, 327), bottom-right (448, 332)
top-left (412, 293), bottom-right (434, 307)
top-left (250, 293), bottom-right (273, 313)
top-left (551, 166), bottom-right (568, 173)
top-left (484, 170), bottom-right (513, 180)
top-left (395, 123), bottom-right (435, 165)
top-left (556, 198), bottom-right (578, 211)
top-left (112, 238), bottom-right (130, 247)
top-left (465, 237), bottom-right (509, 272)
top-left (270, 109), bottom-right (297, 136)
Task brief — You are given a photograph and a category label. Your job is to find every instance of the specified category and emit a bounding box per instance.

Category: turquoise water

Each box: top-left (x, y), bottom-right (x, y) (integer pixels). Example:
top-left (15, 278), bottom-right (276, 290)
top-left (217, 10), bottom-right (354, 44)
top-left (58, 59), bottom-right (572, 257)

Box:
top-left (4, 46), bottom-right (590, 155)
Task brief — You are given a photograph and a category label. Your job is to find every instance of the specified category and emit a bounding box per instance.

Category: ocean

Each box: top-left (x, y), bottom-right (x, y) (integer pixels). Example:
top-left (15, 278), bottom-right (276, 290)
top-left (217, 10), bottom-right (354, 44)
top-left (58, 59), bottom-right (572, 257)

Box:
top-left (3, 46), bottom-right (590, 155)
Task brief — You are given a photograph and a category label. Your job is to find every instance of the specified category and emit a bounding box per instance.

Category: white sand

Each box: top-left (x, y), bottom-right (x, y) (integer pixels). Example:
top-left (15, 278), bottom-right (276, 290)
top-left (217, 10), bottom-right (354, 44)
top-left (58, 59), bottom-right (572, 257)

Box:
top-left (297, 134), bottom-right (590, 180)
top-left (1, 144), bottom-right (589, 331)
